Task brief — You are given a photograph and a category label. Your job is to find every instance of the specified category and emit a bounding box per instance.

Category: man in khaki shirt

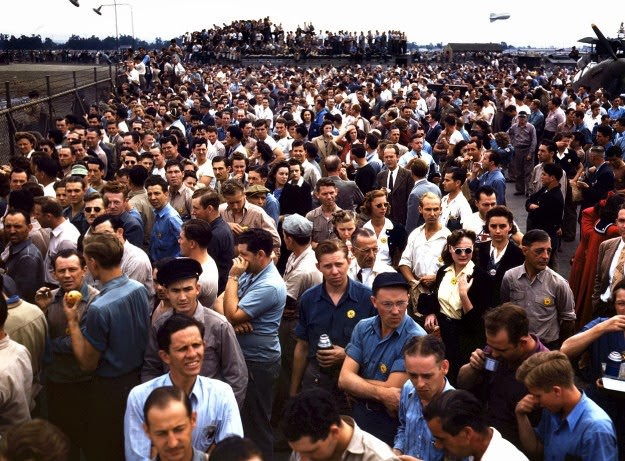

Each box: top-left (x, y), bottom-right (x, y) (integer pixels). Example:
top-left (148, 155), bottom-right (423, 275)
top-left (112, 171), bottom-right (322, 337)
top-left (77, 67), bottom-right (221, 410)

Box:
top-left (283, 388), bottom-right (399, 461)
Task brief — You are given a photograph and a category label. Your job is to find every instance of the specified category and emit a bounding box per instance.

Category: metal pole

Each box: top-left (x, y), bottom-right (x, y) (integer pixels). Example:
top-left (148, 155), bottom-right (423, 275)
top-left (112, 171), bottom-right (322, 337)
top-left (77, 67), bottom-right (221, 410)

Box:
top-left (5, 81), bottom-right (15, 157)
top-left (94, 67), bottom-right (99, 103)
top-left (129, 5), bottom-right (135, 49)
top-left (46, 75), bottom-right (53, 129)
top-left (114, 0), bottom-right (119, 54)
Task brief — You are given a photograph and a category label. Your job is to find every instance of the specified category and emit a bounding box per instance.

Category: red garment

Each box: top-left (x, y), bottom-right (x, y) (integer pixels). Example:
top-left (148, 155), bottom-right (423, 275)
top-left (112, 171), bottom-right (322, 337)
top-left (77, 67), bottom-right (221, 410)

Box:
top-left (570, 205), bottom-right (619, 330)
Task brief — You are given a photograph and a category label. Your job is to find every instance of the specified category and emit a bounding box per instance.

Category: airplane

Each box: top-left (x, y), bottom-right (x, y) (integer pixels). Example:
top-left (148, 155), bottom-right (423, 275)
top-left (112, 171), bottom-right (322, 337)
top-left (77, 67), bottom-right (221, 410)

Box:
top-left (573, 24), bottom-right (625, 97)
top-left (490, 13), bottom-right (511, 22)
top-left (69, 0), bottom-right (80, 6)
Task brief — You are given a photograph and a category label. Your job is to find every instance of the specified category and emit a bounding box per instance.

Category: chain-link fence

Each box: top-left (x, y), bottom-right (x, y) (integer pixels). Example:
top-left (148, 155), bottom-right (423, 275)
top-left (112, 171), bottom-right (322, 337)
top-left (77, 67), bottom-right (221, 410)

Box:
top-left (0, 65), bottom-right (115, 163)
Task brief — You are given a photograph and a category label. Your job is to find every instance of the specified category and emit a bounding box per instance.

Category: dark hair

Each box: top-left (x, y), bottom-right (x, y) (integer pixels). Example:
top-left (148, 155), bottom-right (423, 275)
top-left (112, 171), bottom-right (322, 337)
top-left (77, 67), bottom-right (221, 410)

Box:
top-left (192, 188), bottom-right (220, 210)
top-left (210, 436), bottom-right (262, 461)
top-left (485, 205), bottom-right (515, 230)
top-left (182, 219), bottom-right (212, 248)
top-left (441, 229), bottom-right (476, 266)
top-left (281, 389), bottom-right (342, 442)
top-left (156, 313), bottom-right (205, 353)
top-left (143, 386), bottom-right (192, 427)
top-left (445, 167), bottom-right (467, 184)
top-left (8, 190), bottom-right (35, 215)
top-left (33, 155), bottom-right (60, 178)
top-left (521, 229), bottom-right (550, 246)
top-left (145, 175), bottom-right (169, 193)
top-left (540, 139), bottom-right (557, 154)
top-left (91, 213), bottom-right (123, 232)
top-left (52, 248), bottom-right (86, 271)
top-left (484, 303), bottom-right (529, 345)
top-left (423, 390), bottom-right (489, 435)
top-left (542, 162), bottom-right (563, 181)
top-left (128, 165), bottom-right (149, 187)
top-left (4, 209), bottom-right (31, 226)
top-left (403, 334), bottom-right (446, 362)
top-left (236, 228), bottom-right (273, 256)
top-left (34, 196), bottom-right (63, 218)
top-left (475, 185), bottom-right (496, 202)
top-left (597, 193), bottom-right (625, 222)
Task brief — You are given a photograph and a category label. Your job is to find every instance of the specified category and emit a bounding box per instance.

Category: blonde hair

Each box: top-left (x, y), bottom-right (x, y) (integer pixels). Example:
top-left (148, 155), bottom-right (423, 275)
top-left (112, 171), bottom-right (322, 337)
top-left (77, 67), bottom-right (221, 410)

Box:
top-left (515, 351), bottom-right (575, 391)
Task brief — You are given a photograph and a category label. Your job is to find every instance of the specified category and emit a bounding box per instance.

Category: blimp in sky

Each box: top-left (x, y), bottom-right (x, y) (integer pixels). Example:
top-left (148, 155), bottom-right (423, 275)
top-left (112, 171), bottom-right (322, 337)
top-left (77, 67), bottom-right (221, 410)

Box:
top-left (490, 13), bottom-right (511, 22)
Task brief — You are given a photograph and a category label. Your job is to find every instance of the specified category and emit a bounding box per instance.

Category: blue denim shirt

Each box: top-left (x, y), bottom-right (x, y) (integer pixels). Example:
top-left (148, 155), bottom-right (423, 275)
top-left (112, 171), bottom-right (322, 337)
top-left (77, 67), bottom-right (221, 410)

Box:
top-left (149, 203), bottom-right (182, 262)
top-left (394, 378), bottom-right (454, 460)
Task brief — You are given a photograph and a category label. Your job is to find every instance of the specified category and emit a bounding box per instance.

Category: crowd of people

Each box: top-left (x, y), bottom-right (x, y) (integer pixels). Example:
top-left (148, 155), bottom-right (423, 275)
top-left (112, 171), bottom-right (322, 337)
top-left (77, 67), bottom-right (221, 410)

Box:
top-left (2, 47), bottom-right (625, 461)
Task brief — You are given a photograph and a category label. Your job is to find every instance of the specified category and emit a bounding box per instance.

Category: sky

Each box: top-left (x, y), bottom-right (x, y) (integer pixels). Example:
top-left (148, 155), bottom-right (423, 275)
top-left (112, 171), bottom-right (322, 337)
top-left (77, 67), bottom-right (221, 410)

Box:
top-left (5, 0), bottom-right (624, 49)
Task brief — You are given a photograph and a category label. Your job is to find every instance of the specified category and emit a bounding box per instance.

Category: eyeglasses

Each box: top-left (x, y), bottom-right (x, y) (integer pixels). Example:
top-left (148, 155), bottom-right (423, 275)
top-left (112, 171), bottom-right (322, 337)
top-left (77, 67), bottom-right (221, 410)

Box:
top-left (375, 203), bottom-right (390, 209)
top-left (379, 301), bottom-right (409, 311)
top-left (85, 207), bottom-right (102, 213)
top-left (452, 247), bottom-right (473, 255)
top-left (124, 161), bottom-right (136, 165)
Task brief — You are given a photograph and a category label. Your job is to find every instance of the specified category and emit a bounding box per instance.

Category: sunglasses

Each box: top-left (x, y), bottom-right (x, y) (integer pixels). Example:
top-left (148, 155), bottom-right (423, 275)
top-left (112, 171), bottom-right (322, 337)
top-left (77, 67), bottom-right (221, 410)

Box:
top-left (452, 247), bottom-right (473, 255)
top-left (85, 207), bottom-right (102, 213)
top-left (124, 161), bottom-right (137, 165)
top-left (375, 203), bottom-right (390, 209)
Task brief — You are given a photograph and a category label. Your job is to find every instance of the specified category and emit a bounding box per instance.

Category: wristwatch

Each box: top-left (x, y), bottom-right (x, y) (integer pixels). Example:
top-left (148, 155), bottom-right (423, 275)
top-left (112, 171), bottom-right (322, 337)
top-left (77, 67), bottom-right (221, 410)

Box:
top-left (228, 275), bottom-right (239, 282)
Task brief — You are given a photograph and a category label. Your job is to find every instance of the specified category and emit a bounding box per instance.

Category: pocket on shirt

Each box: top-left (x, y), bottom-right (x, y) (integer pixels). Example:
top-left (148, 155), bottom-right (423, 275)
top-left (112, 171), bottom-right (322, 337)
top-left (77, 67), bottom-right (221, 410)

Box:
top-left (532, 295), bottom-right (556, 321)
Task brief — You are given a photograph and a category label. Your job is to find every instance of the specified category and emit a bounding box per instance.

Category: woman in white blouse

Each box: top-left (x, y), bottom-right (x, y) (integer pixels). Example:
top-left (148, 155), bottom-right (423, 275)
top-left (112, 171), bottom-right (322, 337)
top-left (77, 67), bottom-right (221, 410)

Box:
top-left (361, 190), bottom-right (407, 267)
top-left (423, 229), bottom-right (493, 383)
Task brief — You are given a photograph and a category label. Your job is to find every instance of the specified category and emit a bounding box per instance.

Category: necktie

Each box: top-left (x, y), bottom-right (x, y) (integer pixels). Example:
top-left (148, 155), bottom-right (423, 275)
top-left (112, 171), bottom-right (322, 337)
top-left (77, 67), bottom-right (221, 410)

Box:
top-left (388, 171), bottom-right (394, 191)
top-left (357, 269), bottom-right (363, 282)
top-left (612, 246), bottom-right (625, 290)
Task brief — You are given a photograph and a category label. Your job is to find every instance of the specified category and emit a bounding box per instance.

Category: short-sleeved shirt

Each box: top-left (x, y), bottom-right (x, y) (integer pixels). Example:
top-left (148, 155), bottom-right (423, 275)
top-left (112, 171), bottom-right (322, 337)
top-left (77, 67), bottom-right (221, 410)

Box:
top-left (124, 374), bottom-right (243, 461)
top-left (580, 317), bottom-right (625, 382)
top-left (536, 392), bottom-right (617, 461)
top-left (284, 246), bottom-right (323, 301)
top-left (399, 225), bottom-right (449, 278)
top-left (296, 279), bottom-right (375, 358)
top-left (236, 262), bottom-right (286, 362)
top-left (345, 315), bottom-right (426, 381)
top-left (82, 275), bottom-right (150, 377)
top-left (500, 265), bottom-right (576, 344)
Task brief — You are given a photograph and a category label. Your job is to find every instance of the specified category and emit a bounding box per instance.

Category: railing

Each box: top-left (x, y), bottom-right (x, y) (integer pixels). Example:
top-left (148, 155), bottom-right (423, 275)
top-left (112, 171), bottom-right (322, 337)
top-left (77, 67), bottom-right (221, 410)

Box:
top-left (0, 65), bottom-right (114, 163)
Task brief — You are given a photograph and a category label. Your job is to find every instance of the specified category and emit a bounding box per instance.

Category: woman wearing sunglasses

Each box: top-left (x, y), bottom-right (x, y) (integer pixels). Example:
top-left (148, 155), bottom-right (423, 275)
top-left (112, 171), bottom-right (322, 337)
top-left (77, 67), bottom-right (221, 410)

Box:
top-left (361, 189), bottom-right (407, 267)
top-left (422, 229), bottom-right (493, 384)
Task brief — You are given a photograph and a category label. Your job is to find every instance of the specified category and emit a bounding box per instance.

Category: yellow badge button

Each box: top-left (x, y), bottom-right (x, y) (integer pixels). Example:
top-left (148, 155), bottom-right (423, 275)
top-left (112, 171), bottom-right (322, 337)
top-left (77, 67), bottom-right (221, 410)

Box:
top-left (347, 309), bottom-right (356, 319)
top-left (380, 237), bottom-right (388, 244)
top-left (379, 363), bottom-right (387, 374)
top-left (544, 298), bottom-right (553, 306)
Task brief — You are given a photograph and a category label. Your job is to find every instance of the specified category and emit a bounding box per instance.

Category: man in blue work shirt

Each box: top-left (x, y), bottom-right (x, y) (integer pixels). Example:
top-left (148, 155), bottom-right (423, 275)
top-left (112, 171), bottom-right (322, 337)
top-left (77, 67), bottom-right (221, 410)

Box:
top-left (145, 175), bottom-right (182, 262)
top-left (515, 351), bottom-right (617, 461)
top-left (222, 228), bottom-right (286, 461)
top-left (338, 272), bottom-right (426, 446)
top-left (393, 335), bottom-right (454, 461)
top-left (290, 239), bottom-right (375, 412)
